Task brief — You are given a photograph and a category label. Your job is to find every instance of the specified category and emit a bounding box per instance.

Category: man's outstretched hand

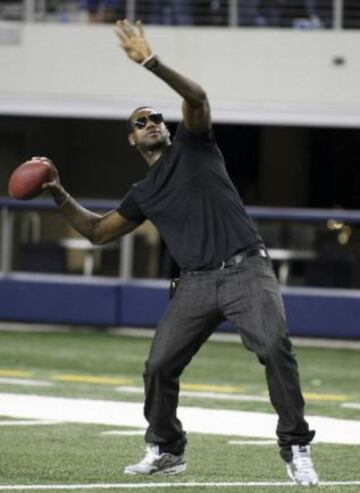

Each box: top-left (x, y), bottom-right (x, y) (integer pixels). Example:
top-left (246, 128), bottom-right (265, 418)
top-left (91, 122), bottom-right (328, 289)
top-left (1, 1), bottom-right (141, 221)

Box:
top-left (115, 19), bottom-right (152, 63)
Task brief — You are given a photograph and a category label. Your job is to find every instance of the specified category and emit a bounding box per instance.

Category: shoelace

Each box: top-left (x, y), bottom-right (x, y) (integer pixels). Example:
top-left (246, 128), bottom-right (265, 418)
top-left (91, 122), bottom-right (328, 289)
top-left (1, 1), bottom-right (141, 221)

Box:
top-left (294, 455), bottom-right (314, 473)
top-left (140, 446), bottom-right (160, 465)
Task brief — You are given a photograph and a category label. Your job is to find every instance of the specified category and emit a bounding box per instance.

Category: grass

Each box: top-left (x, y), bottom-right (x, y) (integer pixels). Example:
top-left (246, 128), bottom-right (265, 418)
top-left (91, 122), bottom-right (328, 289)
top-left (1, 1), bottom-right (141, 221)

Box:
top-left (0, 329), bottom-right (359, 492)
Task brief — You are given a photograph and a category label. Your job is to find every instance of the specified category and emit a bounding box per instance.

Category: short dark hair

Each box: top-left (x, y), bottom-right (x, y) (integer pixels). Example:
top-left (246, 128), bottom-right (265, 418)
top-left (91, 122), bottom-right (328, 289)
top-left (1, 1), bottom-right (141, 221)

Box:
top-left (127, 106), bottom-right (155, 133)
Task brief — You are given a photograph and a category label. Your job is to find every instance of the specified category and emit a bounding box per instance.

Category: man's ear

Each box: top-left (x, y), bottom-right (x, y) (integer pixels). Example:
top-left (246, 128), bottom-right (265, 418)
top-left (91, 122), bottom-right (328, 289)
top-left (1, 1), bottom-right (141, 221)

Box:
top-left (128, 134), bottom-right (136, 146)
top-left (165, 127), bottom-right (171, 143)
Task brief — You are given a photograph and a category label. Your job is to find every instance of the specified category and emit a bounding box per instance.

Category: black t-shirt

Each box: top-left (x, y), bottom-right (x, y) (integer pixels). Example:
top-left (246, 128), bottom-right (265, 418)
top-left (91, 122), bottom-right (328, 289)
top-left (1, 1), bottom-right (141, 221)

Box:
top-left (117, 123), bottom-right (263, 270)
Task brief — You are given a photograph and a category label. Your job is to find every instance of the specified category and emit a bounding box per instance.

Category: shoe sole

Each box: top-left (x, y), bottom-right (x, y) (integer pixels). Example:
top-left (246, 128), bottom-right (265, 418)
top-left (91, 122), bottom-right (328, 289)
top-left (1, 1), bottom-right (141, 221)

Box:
top-left (153, 463), bottom-right (187, 475)
top-left (286, 465), bottom-right (318, 486)
top-left (124, 463), bottom-right (186, 476)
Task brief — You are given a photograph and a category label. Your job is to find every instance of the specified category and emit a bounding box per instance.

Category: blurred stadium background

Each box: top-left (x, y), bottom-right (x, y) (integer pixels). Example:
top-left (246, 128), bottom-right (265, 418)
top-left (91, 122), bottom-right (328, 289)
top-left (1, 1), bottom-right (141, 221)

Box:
top-left (0, 1), bottom-right (360, 491)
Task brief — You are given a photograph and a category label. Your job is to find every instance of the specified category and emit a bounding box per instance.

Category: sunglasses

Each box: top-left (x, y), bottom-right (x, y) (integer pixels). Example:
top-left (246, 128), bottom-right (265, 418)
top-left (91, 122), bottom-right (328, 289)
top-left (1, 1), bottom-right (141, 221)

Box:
top-left (132, 112), bottom-right (164, 130)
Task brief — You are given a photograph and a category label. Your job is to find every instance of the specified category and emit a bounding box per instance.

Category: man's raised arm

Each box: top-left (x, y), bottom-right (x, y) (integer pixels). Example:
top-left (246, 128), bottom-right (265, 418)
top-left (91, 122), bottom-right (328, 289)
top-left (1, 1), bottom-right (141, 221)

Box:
top-left (115, 19), bottom-right (211, 134)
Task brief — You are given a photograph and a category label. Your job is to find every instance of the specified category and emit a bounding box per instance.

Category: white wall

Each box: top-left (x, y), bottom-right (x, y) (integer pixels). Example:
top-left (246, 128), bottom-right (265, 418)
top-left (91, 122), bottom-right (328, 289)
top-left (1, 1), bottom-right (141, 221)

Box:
top-left (1, 22), bottom-right (360, 126)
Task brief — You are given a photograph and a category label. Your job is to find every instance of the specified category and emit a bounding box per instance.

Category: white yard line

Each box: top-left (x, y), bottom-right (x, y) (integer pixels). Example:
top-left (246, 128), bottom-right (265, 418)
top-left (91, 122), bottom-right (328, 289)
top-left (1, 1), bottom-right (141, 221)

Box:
top-left (116, 386), bottom-right (269, 403)
top-left (228, 440), bottom-right (277, 445)
top-left (341, 403), bottom-right (360, 410)
top-left (0, 378), bottom-right (52, 387)
top-left (100, 430), bottom-right (144, 436)
top-left (0, 420), bottom-right (60, 426)
top-left (0, 481), bottom-right (360, 490)
top-left (1, 393), bottom-right (360, 445)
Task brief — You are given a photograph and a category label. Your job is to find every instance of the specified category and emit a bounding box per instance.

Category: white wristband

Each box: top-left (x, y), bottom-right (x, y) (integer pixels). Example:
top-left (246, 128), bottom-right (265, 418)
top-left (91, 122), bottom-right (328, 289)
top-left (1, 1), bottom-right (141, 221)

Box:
top-left (141, 54), bottom-right (156, 66)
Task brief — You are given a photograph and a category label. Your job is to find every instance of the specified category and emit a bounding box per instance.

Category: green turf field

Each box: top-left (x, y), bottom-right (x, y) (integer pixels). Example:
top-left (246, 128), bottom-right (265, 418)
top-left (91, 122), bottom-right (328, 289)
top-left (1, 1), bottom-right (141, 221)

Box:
top-left (0, 329), bottom-right (359, 492)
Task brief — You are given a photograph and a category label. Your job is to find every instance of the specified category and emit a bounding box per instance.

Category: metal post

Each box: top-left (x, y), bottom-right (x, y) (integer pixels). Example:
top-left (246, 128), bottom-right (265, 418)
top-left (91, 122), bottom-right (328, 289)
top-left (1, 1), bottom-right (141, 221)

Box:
top-left (1, 207), bottom-right (14, 276)
top-left (125, 0), bottom-right (136, 23)
top-left (119, 233), bottom-right (134, 279)
top-left (23, 0), bottom-right (35, 22)
top-left (38, 0), bottom-right (47, 21)
top-left (228, 0), bottom-right (238, 27)
top-left (333, 0), bottom-right (343, 30)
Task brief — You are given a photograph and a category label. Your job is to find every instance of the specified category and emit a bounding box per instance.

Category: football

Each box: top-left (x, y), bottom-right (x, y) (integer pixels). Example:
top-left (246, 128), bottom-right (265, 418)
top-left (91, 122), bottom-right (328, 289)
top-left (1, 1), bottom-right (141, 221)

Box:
top-left (8, 159), bottom-right (54, 200)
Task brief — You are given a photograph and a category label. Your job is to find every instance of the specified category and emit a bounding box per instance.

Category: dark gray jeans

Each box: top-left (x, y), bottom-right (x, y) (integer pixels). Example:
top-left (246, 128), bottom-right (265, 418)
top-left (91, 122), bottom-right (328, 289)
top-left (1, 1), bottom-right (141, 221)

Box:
top-left (143, 256), bottom-right (315, 460)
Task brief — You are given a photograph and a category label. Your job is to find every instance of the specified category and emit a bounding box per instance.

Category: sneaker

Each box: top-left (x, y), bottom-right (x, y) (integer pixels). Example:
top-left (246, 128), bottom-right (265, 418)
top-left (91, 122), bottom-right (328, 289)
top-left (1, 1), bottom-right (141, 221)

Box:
top-left (124, 444), bottom-right (186, 475)
top-left (286, 445), bottom-right (319, 486)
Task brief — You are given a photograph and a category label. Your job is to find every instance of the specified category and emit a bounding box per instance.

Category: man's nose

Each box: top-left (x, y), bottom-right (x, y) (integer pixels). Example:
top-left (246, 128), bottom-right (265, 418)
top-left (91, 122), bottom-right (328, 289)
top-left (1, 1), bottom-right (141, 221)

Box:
top-left (146, 119), bottom-right (156, 129)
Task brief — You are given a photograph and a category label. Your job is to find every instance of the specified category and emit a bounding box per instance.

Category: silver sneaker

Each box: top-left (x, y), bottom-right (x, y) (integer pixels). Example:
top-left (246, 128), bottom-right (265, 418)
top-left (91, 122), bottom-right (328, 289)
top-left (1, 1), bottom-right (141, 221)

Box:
top-left (286, 445), bottom-right (319, 486)
top-left (124, 445), bottom-right (186, 475)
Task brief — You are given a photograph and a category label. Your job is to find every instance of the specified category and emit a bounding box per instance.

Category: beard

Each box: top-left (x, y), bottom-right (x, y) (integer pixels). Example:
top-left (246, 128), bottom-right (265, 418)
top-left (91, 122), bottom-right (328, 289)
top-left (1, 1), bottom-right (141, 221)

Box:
top-left (138, 135), bottom-right (169, 153)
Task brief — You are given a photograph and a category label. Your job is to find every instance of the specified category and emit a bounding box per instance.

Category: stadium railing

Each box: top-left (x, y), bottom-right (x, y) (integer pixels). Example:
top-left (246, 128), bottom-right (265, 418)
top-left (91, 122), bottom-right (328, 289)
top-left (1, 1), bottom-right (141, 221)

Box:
top-left (0, 1), bottom-right (355, 30)
top-left (2, 196), bottom-right (360, 283)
